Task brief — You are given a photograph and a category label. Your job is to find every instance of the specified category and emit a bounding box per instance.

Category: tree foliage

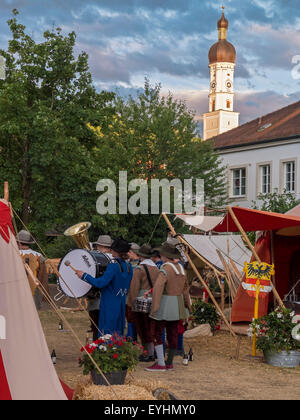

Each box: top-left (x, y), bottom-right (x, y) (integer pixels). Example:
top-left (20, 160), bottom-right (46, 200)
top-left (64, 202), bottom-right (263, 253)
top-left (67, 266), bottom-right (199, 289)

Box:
top-left (88, 80), bottom-right (228, 245)
top-left (0, 10), bottom-right (115, 249)
top-left (252, 190), bottom-right (300, 214)
top-left (0, 11), bottom-right (228, 256)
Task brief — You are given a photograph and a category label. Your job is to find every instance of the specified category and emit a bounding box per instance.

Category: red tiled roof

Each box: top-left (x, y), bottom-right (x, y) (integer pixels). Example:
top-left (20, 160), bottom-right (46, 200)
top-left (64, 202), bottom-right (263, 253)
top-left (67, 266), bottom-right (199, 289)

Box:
top-left (213, 100), bottom-right (300, 149)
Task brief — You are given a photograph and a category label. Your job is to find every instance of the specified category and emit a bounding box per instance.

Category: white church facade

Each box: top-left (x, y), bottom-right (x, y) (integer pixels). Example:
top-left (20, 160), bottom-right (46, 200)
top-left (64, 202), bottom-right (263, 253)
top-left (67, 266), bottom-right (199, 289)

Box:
top-left (203, 11), bottom-right (300, 208)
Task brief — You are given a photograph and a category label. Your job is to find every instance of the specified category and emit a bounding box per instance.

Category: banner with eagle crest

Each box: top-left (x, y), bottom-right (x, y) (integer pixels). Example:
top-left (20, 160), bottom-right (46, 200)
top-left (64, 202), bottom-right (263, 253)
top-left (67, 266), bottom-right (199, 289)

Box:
top-left (242, 261), bottom-right (274, 298)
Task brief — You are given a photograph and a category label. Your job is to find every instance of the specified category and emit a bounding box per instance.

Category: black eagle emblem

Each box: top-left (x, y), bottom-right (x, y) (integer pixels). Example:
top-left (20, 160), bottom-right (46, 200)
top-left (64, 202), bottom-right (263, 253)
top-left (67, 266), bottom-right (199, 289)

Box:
top-left (245, 263), bottom-right (273, 280)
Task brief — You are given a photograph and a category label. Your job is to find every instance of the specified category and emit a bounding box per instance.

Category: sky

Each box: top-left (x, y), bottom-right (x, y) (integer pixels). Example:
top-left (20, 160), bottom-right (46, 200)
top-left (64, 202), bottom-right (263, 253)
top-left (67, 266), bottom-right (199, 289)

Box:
top-left (0, 0), bottom-right (300, 130)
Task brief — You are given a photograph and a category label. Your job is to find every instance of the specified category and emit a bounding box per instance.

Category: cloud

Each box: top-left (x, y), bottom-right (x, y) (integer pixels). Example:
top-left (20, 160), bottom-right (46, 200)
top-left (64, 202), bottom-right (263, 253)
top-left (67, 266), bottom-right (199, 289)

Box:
top-left (0, 0), bottom-right (299, 126)
top-left (172, 89), bottom-right (300, 127)
top-left (239, 23), bottom-right (300, 71)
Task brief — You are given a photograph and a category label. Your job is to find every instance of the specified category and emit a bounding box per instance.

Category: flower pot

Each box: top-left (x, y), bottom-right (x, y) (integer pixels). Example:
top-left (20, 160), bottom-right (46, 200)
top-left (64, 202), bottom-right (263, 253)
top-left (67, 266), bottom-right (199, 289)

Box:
top-left (91, 369), bottom-right (128, 386)
top-left (264, 350), bottom-right (300, 368)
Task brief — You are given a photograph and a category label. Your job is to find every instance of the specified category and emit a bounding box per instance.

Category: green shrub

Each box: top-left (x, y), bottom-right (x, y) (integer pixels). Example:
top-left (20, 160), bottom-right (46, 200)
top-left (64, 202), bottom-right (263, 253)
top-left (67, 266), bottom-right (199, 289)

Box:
top-left (249, 308), bottom-right (300, 353)
top-left (191, 300), bottom-right (219, 331)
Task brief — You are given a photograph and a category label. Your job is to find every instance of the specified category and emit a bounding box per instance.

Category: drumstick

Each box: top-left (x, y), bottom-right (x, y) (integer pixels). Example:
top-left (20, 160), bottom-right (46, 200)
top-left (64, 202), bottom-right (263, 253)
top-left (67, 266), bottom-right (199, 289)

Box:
top-left (64, 260), bottom-right (79, 273)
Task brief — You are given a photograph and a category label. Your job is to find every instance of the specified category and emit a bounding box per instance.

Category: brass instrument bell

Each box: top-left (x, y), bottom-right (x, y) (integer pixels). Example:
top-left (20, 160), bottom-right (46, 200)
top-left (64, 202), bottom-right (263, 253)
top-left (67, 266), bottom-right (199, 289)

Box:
top-left (64, 222), bottom-right (91, 250)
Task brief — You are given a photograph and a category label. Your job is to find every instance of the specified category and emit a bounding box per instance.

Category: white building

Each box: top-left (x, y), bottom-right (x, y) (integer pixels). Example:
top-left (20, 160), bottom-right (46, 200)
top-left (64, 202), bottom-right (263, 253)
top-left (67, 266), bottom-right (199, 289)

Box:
top-left (203, 10), bottom-right (300, 207)
top-left (213, 102), bottom-right (300, 207)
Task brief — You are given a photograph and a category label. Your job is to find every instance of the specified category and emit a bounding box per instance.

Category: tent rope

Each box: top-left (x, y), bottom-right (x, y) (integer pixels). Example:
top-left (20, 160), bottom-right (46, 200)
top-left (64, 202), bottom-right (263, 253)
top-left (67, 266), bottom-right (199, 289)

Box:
top-left (11, 206), bottom-right (104, 338)
top-left (162, 213), bottom-right (236, 337)
top-left (226, 209), bottom-right (235, 357)
top-left (26, 266), bottom-right (119, 396)
top-left (0, 224), bottom-right (119, 397)
top-left (147, 213), bottom-right (163, 245)
top-left (284, 279), bottom-right (300, 300)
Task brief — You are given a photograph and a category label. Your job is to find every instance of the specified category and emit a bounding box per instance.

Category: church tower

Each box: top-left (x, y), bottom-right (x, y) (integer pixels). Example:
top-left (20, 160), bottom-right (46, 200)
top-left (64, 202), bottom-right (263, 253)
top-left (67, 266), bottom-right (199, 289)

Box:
top-left (203, 8), bottom-right (239, 140)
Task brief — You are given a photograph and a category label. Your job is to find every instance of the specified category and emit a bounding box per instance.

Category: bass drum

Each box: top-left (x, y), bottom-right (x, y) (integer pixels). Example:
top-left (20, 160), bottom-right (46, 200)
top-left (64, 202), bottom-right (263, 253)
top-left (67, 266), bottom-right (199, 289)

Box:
top-left (58, 249), bottom-right (110, 298)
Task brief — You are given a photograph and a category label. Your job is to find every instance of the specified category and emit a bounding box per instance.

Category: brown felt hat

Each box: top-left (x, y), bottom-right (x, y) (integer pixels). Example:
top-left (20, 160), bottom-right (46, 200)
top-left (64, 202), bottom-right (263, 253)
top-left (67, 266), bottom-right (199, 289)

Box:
top-left (136, 244), bottom-right (153, 258)
top-left (154, 242), bottom-right (181, 260)
top-left (130, 242), bottom-right (140, 252)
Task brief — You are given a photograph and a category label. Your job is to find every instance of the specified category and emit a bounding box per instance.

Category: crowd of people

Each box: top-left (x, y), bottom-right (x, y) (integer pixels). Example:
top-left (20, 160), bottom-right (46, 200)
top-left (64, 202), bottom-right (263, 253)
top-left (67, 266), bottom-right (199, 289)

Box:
top-left (16, 227), bottom-right (192, 373)
top-left (75, 234), bottom-right (192, 372)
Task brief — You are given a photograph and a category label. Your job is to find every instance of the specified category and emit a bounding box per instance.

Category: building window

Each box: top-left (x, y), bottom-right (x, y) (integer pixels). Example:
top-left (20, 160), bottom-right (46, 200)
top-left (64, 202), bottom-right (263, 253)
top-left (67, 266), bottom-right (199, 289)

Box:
top-left (212, 100), bottom-right (216, 112)
top-left (283, 161), bottom-right (296, 193)
top-left (260, 165), bottom-right (271, 195)
top-left (231, 168), bottom-right (246, 197)
top-left (226, 100), bottom-right (231, 109)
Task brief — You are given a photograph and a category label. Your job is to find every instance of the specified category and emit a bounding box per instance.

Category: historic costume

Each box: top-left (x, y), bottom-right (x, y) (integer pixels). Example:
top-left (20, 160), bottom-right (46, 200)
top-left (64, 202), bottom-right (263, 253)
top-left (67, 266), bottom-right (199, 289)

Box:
top-left (88, 235), bottom-right (113, 340)
top-left (146, 242), bottom-right (191, 372)
top-left (125, 242), bottom-right (141, 340)
top-left (80, 238), bottom-right (133, 336)
top-left (127, 244), bottom-right (159, 361)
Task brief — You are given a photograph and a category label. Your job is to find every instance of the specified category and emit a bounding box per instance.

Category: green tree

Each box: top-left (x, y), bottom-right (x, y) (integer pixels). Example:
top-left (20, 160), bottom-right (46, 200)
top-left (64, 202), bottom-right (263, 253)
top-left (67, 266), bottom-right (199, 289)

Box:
top-left (89, 80), bottom-right (228, 244)
top-left (252, 190), bottom-right (300, 214)
top-left (0, 10), bottom-right (115, 248)
top-left (0, 11), bottom-right (228, 254)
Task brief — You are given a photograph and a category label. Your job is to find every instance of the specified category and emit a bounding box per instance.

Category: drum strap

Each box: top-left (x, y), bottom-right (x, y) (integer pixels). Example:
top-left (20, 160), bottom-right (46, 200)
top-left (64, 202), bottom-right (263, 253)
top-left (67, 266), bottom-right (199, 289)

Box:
top-left (143, 265), bottom-right (153, 289)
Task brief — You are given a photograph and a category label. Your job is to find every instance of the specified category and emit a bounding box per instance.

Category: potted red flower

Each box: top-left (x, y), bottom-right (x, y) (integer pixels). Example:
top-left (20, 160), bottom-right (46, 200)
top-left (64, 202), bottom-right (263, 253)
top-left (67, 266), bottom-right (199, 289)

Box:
top-left (79, 334), bottom-right (141, 385)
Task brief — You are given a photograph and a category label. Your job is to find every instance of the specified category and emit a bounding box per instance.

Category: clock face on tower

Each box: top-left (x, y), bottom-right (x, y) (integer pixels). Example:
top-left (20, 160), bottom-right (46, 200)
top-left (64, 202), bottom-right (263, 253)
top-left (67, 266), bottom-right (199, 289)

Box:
top-left (211, 81), bottom-right (216, 90)
top-left (226, 80), bottom-right (232, 89)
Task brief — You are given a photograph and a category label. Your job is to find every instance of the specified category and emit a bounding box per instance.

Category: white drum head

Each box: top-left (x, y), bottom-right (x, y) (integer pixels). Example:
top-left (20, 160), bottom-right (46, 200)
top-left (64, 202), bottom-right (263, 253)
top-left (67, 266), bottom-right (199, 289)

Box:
top-left (58, 249), bottom-right (97, 298)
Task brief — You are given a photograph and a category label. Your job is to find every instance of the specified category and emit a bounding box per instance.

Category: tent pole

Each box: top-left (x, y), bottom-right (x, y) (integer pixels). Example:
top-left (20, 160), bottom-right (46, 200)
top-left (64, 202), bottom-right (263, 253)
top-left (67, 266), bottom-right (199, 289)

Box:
top-left (214, 269), bottom-right (225, 310)
top-left (173, 232), bottom-right (223, 276)
top-left (226, 206), bottom-right (284, 308)
top-left (3, 181), bottom-right (14, 222)
top-left (270, 230), bottom-right (277, 308)
top-left (4, 182), bottom-right (9, 201)
top-left (216, 249), bottom-right (237, 300)
top-left (24, 264), bottom-right (118, 395)
top-left (162, 213), bottom-right (236, 337)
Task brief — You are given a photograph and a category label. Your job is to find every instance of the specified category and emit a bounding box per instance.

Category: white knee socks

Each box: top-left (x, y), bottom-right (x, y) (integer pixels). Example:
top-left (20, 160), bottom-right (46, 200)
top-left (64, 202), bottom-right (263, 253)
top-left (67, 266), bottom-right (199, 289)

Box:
top-left (155, 344), bottom-right (165, 366)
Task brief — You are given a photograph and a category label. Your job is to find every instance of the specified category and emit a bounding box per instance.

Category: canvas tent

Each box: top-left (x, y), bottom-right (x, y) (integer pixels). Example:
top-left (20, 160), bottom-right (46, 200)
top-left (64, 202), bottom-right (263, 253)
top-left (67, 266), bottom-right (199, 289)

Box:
top-left (183, 234), bottom-right (251, 272)
top-left (211, 206), bottom-right (300, 322)
top-left (175, 214), bottom-right (223, 233)
top-left (0, 199), bottom-right (68, 400)
top-left (286, 204), bottom-right (300, 217)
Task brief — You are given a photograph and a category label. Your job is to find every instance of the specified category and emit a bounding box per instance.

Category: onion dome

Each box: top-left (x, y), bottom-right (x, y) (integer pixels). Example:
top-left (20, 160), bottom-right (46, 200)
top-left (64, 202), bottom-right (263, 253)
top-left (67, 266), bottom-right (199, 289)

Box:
top-left (208, 40), bottom-right (236, 64)
top-left (208, 11), bottom-right (236, 65)
top-left (218, 12), bottom-right (228, 29)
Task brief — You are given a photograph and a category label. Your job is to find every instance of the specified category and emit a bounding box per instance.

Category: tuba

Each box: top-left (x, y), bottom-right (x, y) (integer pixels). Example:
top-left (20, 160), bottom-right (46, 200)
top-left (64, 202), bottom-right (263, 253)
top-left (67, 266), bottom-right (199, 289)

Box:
top-left (64, 222), bottom-right (91, 250)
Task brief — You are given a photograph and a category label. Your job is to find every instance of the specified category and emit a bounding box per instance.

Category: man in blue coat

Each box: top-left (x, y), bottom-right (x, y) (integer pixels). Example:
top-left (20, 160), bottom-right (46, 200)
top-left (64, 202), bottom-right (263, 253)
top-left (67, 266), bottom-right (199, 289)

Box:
top-left (75, 238), bottom-right (133, 336)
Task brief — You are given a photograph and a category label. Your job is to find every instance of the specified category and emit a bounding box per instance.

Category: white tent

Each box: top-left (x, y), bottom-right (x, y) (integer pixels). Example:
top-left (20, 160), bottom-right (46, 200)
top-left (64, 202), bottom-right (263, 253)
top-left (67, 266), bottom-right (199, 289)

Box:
top-left (286, 204), bottom-right (300, 217)
top-left (183, 234), bottom-right (252, 271)
top-left (0, 199), bottom-right (67, 400)
top-left (175, 214), bottom-right (223, 232)
top-left (174, 214), bottom-right (252, 271)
